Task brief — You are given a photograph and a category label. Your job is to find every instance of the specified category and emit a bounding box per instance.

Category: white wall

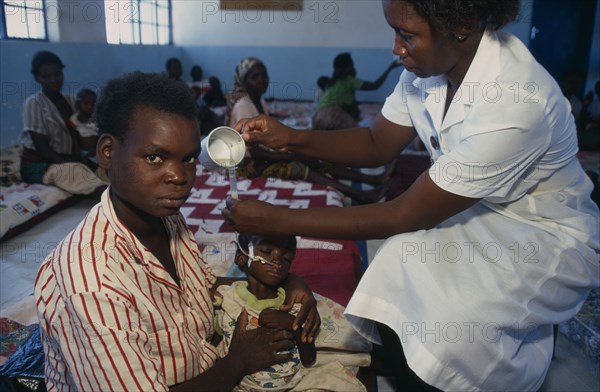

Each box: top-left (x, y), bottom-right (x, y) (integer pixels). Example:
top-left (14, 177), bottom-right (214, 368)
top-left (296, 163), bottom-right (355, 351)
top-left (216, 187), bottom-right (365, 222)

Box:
top-left (172, 0), bottom-right (394, 48)
top-left (173, 0), bottom-right (533, 48)
top-left (39, 0), bottom-right (533, 51)
top-left (46, 0), bottom-right (107, 43)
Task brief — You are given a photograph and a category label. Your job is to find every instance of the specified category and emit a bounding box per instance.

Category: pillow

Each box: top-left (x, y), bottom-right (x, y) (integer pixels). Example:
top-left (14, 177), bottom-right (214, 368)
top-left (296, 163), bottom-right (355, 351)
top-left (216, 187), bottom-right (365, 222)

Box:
top-left (0, 145), bottom-right (22, 187)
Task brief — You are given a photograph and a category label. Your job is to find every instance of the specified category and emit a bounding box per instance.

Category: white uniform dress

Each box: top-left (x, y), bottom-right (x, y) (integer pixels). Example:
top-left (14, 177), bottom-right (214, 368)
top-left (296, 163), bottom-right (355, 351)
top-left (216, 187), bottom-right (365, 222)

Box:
top-left (344, 30), bottom-right (600, 391)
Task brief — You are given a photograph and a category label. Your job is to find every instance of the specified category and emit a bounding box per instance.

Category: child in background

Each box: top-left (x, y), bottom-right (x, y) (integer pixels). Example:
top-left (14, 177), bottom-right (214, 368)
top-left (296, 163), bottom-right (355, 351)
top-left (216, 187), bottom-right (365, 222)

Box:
top-left (316, 52), bottom-right (401, 120)
top-left (199, 76), bottom-right (227, 136)
top-left (214, 233), bottom-right (366, 392)
top-left (165, 57), bottom-right (183, 81)
top-left (315, 76), bottom-right (331, 103)
top-left (189, 64), bottom-right (211, 99)
top-left (203, 76), bottom-right (227, 108)
top-left (68, 88), bottom-right (98, 156)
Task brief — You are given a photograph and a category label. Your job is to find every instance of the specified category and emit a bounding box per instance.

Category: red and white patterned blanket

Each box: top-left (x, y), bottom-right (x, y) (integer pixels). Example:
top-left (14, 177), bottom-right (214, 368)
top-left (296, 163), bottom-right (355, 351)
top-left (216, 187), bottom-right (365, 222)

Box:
top-left (181, 166), bottom-right (363, 306)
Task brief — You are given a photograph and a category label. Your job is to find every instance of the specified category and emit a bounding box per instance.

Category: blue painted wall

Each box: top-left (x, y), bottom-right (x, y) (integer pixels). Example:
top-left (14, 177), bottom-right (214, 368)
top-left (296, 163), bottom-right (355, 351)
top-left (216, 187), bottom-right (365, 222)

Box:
top-left (1, 41), bottom-right (400, 146)
top-left (181, 45), bottom-right (401, 102)
top-left (0, 41), bottom-right (182, 146)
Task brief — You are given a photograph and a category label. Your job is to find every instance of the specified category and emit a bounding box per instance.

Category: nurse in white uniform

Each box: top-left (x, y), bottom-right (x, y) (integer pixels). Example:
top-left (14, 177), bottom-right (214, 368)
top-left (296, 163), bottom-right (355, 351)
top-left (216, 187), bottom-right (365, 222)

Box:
top-left (222, 0), bottom-right (600, 390)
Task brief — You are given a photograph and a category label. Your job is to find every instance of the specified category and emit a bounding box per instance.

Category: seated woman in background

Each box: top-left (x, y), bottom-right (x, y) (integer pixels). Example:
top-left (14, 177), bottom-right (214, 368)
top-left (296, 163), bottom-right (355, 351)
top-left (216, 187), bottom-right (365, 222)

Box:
top-left (19, 51), bottom-right (107, 196)
top-left (225, 57), bottom-right (270, 127)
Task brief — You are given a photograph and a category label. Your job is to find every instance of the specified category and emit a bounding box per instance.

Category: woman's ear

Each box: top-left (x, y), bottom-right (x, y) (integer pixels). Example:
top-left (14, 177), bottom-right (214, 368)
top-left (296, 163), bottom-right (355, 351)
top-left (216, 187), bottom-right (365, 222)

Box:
top-left (454, 28), bottom-right (471, 42)
top-left (454, 20), bottom-right (477, 42)
top-left (96, 134), bottom-right (114, 170)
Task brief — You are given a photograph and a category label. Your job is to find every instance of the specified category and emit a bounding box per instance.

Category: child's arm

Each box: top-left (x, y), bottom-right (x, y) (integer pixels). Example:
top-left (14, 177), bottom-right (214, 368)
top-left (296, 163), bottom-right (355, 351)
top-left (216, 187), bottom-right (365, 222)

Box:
top-left (359, 60), bottom-right (402, 91)
top-left (259, 308), bottom-right (316, 366)
top-left (210, 274), bottom-right (320, 343)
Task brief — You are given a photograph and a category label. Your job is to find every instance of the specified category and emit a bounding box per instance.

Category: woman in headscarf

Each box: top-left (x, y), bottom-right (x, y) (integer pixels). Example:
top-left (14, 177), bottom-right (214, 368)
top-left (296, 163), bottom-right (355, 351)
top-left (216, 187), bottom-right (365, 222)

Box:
top-left (225, 57), bottom-right (270, 127)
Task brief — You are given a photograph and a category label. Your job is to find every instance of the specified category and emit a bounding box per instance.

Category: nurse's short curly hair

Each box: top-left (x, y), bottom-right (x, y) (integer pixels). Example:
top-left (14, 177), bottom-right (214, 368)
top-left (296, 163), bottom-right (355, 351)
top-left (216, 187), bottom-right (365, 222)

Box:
top-left (404, 0), bottom-right (519, 33)
top-left (95, 71), bottom-right (197, 140)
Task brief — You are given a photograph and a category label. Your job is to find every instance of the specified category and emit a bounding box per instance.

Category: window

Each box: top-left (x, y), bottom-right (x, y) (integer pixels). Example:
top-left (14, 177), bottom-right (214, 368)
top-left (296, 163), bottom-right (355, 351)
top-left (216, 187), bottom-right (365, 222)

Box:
top-left (1, 0), bottom-right (47, 40)
top-left (105, 0), bottom-right (171, 45)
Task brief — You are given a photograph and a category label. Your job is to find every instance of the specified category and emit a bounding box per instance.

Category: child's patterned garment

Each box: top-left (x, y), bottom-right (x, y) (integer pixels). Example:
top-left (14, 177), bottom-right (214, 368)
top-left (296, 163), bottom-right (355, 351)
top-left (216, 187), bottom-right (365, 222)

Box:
top-left (215, 282), bottom-right (303, 391)
top-left (215, 282), bottom-right (370, 392)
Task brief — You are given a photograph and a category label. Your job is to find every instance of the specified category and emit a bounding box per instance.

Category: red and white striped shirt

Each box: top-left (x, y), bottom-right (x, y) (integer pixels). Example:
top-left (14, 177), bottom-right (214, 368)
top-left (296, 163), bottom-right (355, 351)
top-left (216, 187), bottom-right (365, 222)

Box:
top-left (34, 189), bottom-right (219, 391)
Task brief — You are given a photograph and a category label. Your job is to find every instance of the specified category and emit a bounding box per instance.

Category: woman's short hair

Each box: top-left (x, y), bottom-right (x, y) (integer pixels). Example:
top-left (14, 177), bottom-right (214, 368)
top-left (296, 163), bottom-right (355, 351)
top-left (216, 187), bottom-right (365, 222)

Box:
top-left (95, 72), bottom-right (197, 140)
top-left (31, 51), bottom-right (65, 76)
top-left (404, 0), bottom-right (519, 33)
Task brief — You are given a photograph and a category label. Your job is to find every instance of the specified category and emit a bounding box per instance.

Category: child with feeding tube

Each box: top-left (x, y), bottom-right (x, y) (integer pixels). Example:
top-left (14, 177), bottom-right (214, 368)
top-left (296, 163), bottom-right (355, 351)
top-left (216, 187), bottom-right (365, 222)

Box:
top-left (213, 233), bottom-right (369, 392)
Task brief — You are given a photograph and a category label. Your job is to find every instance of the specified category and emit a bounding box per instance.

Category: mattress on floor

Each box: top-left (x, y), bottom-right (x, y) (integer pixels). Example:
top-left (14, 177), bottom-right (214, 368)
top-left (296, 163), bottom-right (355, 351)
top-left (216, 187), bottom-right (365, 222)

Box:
top-left (1, 144), bottom-right (76, 241)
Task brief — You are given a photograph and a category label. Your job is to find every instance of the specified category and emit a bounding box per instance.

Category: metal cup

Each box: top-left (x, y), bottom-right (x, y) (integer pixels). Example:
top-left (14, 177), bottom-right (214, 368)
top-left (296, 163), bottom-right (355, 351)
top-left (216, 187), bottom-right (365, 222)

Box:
top-left (199, 126), bottom-right (246, 171)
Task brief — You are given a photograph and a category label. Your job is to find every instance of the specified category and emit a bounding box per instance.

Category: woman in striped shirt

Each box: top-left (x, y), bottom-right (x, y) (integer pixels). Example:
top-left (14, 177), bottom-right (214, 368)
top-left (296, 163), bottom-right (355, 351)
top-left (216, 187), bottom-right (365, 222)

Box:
top-left (34, 72), bottom-right (319, 392)
top-left (20, 51), bottom-right (107, 196)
